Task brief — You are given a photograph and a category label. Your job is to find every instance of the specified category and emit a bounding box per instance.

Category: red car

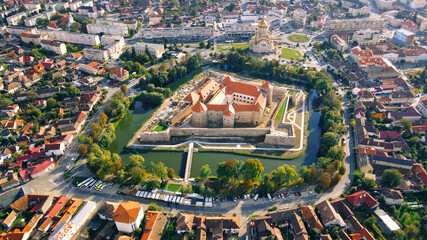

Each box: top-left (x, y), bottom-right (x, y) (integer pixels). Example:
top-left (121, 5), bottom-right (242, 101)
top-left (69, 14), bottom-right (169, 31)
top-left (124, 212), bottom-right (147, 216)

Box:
top-left (294, 192), bottom-right (298, 196)
top-left (284, 193), bottom-right (288, 198)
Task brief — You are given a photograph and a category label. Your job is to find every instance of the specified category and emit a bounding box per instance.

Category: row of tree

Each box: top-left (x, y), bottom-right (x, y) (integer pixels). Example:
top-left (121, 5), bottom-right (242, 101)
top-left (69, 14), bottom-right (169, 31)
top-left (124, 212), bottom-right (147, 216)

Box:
top-left (223, 51), bottom-right (329, 88)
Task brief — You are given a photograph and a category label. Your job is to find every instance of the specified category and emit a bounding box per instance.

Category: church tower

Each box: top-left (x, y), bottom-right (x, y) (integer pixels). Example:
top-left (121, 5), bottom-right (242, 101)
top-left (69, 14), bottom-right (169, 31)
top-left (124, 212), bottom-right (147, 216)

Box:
top-left (250, 19), bottom-right (276, 54)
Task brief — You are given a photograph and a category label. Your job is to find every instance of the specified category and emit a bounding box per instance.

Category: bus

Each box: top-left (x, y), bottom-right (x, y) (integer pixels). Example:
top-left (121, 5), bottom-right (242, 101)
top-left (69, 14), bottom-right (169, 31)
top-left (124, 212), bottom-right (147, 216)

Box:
top-left (77, 177), bottom-right (92, 188)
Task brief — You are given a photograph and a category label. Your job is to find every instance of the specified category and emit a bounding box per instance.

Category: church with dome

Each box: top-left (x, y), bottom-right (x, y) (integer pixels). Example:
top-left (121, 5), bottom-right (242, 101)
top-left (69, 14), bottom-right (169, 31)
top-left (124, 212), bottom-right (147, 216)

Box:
top-left (250, 19), bottom-right (276, 54)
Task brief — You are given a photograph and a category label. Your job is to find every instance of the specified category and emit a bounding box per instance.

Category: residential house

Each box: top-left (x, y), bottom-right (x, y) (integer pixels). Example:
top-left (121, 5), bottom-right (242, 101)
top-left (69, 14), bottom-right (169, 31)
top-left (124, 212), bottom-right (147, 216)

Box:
top-left (401, 20), bottom-right (419, 32)
top-left (109, 67), bottom-right (129, 81)
top-left (98, 201), bottom-right (118, 221)
top-left (345, 190), bottom-right (379, 209)
top-left (44, 142), bottom-right (65, 156)
top-left (79, 61), bottom-right (101, 75)
top-left (390, 91), bottom-right (416, 105)
top-left (381, 189), bottom-right (404, 205)
top-left (176, 213), bottom-right (194, 235)
top-left (113, 201), bottom-right (144, 233)
top-left (290, 213), bottom-right (308, 240)
top-left (28, 160), bottom-right (55, 179)
top-left (371, 155), bottom-right (414, 176)
top-left (357, 90), bottom-right (375, 102)
top-left (140, 211), bottom-right (168, 240)
top-left (388, 107), bottom-right (422, 122)
top-left (0, 173), bottom-right (20, 191)
top-left (7, 82), bottom-right (22, 94)
top-left (301, 205), bottom-right (324, 231)
top-left (317, 200), bottom-right (345, 228)
top-left (252, 216), bottom-right (283, 240)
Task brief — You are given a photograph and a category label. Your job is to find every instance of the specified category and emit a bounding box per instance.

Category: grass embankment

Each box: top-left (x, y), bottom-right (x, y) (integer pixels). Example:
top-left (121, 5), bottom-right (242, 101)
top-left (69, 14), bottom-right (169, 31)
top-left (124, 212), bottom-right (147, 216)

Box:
top-left (287, 34), bottom-right (310, 43)
top-left (280, 48), bottom-right (302, 60)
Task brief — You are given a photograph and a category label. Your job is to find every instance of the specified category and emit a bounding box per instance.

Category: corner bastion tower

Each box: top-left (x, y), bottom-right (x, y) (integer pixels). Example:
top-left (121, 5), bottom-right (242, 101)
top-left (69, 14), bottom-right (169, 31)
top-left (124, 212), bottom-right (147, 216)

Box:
top-left (250, 19), bottom-right (276, 54)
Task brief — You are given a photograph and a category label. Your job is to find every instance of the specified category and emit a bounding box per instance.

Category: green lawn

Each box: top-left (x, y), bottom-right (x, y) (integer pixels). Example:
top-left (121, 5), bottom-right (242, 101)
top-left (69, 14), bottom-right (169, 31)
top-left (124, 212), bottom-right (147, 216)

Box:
top-left (287, 34), bottom-right (310, 43)
top-left (166, 184), bottom-right (182, 192)
top-left (280, 48), bottom-right (302, 60)
top-left (275, 98), bottom-right (287, 121)
top-left (151, 124), bottom-right (168, 132)
top-left (217, 43), bottom-right (250, 51)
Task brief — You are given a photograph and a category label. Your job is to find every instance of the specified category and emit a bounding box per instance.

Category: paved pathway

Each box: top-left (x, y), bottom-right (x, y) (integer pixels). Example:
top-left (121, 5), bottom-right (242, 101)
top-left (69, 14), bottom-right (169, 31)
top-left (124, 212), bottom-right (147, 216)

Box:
top-left (184, 141), bottom-right (195, 183)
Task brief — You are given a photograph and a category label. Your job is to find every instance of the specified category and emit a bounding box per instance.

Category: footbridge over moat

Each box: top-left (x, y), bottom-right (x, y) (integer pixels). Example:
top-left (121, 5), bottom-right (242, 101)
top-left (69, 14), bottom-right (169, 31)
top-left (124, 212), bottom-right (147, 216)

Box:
top-left (183, 141), bottom-right (198, 183)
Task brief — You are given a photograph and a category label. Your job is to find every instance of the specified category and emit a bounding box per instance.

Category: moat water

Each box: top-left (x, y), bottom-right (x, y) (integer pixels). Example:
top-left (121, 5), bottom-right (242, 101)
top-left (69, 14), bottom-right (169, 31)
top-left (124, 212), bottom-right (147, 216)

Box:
top-left (108, 66), bottom-right (321, 178)
top-left (108, 90), bottom-right (321, 178)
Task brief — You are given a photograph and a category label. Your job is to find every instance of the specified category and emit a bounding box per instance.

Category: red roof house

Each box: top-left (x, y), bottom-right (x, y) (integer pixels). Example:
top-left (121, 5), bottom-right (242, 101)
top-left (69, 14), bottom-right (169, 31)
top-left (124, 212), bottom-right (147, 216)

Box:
top-left (345, 190), bottom-right (379, 209)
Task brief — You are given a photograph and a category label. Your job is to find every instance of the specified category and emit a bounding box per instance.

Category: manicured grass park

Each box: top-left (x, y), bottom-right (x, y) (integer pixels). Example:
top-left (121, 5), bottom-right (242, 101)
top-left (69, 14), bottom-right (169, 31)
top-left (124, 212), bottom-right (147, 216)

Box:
top-left (280, 48), bottom-right (302, 60)
top-left (287, 34), bottom-right (310, 43)
top-left (216, 43), bottom-right (250, 51)
top-left (275, 98), bottom-right (287, 121)
top-left (151, 124), bottom-right (168, 132)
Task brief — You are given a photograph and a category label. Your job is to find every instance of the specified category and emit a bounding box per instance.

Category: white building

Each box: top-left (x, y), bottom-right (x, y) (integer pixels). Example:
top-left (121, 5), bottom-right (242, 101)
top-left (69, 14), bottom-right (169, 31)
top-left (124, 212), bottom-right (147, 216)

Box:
top-left (374, 0), bottom-right (395, 9)
top-left (352, 29), bottom-right (382, 46)
top-left (96, 19), bottom-right (138, 30)
top-left (37, 29), bottom-right (100, 45)
top-left (417, 95), bottom-right (427, 118)
top-left (87, 23), bottom-right (128, 36)
top-left (141, 27), bottom-right (213, 40)
top-left (6, 9), bottom-right (39, 25)
top-left (69, 1), bottom-right (82, 11)
top-left (292, 8), bottom-right (307, 27)
top-left (330, 34), bottom-right (348, 51)
top-left (224, 23), bottom-right (256, 39)
top-left (40, 39), bottom-right (67, 55)
top-left (49, 201), bottom-right (96, 240)
top-left (113, 201), bottom-right (144, 233)
top-left (131, 42), bottom-right (165, 58)
top-left (83, 35), bottom-right (124, 61)
top-left (24, 10), bottom-right (56, 27)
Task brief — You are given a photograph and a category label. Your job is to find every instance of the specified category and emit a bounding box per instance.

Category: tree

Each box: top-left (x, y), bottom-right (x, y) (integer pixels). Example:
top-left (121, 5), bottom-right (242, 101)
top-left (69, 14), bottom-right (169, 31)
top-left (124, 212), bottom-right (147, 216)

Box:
top-left (320, 132), bottom-right (340, 155)
top-left (339, 165), bottom-right (346, 175)
top-left (131, 167), bottom-right (145, 183)
top-left (362, 178), bottom-right (376, 191)
top-left (401, 119), bottom-right (412, 133)
top-left (243, 159), bottom-right (264, 182)
top-left (77, 144), bottom-right (88, 156)
top-left (58, 22), bottom-right (68, 30)
top-left (70, 22), bottom-right (81, 32)
top-left (300, 166), bottom-right (311, 182)
top-left (120, 84), bottom-right (128, 94)
top-left (126, 155), bottom-right (144, 171)
top-left (314, 78), bottom-right (331, 95)
top-left (217, 160), bottom-right (242, 183)
top-left (167, 168), bottom-right (175, 179)
top-left (326, 146), bottom-right (345, 161)
top-left (200, 164), bottom-right (211, 179)
top-left (67, 86), bottom-right (80, 97)
top-left (99, 112), bottom-right (108, 128)
top-left (382, 169), bottom-right (402, 187)
top-left (199, 41), bottom-right (206, 48)
top-left (154, 161), bottom-right (168, 181)
top-left (319, 172), bottom-right (331, 189)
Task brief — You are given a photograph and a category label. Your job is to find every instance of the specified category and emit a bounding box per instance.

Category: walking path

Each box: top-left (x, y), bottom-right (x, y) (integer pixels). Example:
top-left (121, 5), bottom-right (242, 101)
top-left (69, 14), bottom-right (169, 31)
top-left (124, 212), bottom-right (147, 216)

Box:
top-left (184, 142), bottom-right (195, 183)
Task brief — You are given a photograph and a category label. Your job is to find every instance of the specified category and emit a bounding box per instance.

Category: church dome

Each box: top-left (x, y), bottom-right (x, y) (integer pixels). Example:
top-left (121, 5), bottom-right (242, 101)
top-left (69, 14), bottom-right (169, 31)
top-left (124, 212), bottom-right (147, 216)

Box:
top-left (258, 19), bottom-right (268, 28)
